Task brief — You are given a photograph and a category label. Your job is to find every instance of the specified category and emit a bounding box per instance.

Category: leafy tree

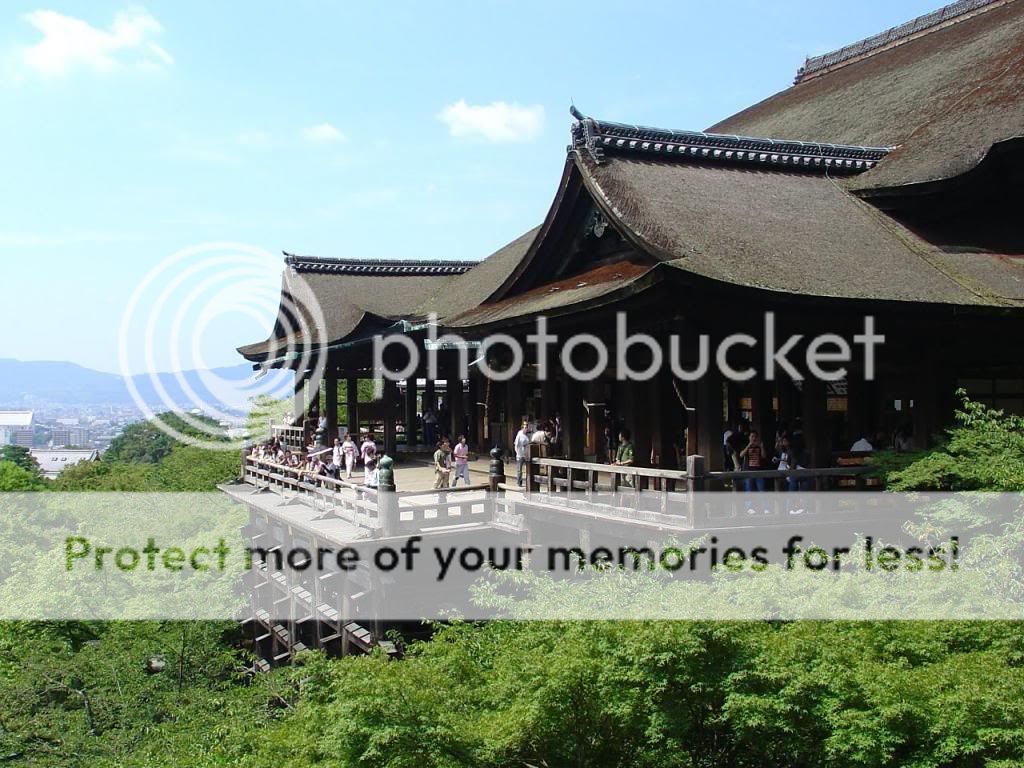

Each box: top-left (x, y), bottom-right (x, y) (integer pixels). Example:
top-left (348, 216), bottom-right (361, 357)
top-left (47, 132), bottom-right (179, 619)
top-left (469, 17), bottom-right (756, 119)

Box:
top-left (879, 393), bottom-right (1024, 492)
top-left (0, 460), bottom-right (46, 491)
top-left (105, 413), bottom-right (227, 465)
top-left (0, 621), bottom-right (290, 767)
top-left (0, 445), bottom-right (40, 476)
top-left (149, 445), bottom-right (241, 491)
top-left (50, 460), bottom-right (154, 492)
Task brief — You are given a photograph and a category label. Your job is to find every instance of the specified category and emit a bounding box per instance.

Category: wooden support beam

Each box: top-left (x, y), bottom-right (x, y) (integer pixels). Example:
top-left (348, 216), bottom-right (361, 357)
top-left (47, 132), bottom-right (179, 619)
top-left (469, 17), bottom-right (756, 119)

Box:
top-left (423, 380), bottom-right (436, 414)
top-left (506, 378), bottom-right (523, 452)
top-left (726, 382), bottom-right (741, 428)
top-left (404, 379), bottom-right (419, 448)
top-left (383, 378), bottom-right (399, 456)
top-left (467, 375), bottom-right (480, 449)
top-left (448, 377), bottom-right (465, 441)
top-left (560, 373), bottom-right (584, 461)
top-left (776, 378), bottom-right (799, 434)
top-left (293, 372), bottom-right (306, 425)
top-left (346, 378), bottom-right (359, 434)
top-left (801, 377), bottom-right (829, 468)
top-left (541, 378), bottom-right (558, 423)
top-left (751, 377), bottom-right (776, 448)
top-left (694, 368), bottom-right (724, 471)
top-left (325, 368), bottom-right (339, 443)
top-left (585, 379), bottom-right (603, 460)
top-left (846, 372), bottom-right (871, 447)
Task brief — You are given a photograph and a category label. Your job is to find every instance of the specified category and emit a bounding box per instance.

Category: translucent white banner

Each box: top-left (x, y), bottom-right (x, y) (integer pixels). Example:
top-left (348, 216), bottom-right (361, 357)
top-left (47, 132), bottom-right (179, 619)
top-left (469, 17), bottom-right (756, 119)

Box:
top-left (0, 492), bottom-right (1021, 621)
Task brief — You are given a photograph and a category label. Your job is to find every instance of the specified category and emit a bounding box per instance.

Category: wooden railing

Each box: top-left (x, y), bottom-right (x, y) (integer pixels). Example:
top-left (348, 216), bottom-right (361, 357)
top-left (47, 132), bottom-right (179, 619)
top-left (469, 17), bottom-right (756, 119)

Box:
top-left (523, 449), bottom-right (880, 529)
top-left (270, 423), bottom-right (306, 448)
top-left (243, 456), bottom-right (492, 537)
top-left (242, 446), bottom-right (880, 537)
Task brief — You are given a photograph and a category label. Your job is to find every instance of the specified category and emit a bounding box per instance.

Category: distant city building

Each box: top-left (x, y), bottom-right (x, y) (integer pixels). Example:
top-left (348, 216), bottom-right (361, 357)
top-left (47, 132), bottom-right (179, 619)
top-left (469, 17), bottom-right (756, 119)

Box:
top-left (0, 411), bottom-right (34, 448)
top-left (29, 448), bottom-right (100, 481)
top-left (51, 426), bottom-right (92, 448)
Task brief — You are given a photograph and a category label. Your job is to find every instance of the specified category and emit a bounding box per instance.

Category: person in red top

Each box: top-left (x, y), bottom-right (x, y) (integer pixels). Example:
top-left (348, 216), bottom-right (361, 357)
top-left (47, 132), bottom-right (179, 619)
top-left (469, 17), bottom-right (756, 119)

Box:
top-left (741, 430), bottom-right (768, 492)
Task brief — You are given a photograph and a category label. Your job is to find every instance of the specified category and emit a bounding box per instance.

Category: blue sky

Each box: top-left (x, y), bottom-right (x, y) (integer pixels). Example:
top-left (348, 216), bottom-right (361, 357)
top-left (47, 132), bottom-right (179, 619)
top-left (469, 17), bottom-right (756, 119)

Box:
top-left (0, 1), bottom-right (942, 375)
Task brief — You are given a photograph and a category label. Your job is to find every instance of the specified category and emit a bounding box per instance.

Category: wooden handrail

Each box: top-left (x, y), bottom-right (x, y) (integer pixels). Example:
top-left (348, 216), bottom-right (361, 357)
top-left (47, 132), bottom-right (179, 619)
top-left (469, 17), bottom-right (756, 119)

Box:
top-left (532, 457), bottom-right (689, 481)
top-left (710, 467), bottom-right (870, 480)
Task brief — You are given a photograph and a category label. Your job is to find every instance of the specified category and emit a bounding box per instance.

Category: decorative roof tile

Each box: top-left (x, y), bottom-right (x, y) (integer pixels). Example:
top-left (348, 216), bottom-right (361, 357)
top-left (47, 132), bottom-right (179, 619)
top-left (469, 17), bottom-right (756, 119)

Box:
top-left (569, 107), bottom-right (891, 174)
top-left (283, 253), bottom-right (476, 276)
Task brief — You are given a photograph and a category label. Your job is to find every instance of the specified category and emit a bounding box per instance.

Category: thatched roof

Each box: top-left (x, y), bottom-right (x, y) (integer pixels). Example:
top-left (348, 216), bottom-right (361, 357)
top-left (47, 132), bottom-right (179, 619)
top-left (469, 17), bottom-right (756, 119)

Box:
top-left (578, 153), bottom-right (1018, 306)
top-left (708, 0), bottom-right (1024, 191)
top-left (238, 258), bottom-right (472, 362)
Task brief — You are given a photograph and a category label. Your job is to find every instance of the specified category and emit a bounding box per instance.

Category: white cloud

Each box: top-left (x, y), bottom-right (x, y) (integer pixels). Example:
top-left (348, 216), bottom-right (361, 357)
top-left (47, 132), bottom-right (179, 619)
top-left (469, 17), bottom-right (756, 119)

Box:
top-left (302, 123), bottom-right (346, 143)
top-left (18, 7), bottom-right (171, 77)
top-left (437, 99), bottom-right (545, 143)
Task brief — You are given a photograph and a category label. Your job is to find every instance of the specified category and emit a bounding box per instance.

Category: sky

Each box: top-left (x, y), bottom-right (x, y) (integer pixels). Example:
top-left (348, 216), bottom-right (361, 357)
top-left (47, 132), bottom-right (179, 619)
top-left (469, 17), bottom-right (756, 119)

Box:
top-left (0, 0), bottom-right (945, 375)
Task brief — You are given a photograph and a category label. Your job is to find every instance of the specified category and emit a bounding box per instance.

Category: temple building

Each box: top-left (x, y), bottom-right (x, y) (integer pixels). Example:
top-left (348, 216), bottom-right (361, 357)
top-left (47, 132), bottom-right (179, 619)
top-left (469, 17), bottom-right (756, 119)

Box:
top-left (240, 0), bottom-right (1024, 473)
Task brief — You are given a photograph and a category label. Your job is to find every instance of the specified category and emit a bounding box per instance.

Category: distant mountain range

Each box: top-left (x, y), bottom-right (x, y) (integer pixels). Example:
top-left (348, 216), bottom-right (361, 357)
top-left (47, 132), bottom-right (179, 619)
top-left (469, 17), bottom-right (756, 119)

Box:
top-left (0, 358), bottom-right (292, 413)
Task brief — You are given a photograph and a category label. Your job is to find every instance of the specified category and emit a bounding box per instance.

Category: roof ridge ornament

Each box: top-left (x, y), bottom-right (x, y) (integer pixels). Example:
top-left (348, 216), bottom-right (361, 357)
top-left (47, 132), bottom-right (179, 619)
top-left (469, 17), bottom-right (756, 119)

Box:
top-left (282, 253), bottom-right (477, 276)
top-left (570, 107), bottom-right (606, 165)
top-left (570, 109), bottom-right (893, 175)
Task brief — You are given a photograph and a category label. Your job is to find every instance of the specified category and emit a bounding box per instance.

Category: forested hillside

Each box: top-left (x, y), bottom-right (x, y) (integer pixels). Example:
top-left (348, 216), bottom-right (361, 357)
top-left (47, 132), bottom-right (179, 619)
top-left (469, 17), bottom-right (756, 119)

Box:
top-left (1, 400), bottom-right (1023, 767)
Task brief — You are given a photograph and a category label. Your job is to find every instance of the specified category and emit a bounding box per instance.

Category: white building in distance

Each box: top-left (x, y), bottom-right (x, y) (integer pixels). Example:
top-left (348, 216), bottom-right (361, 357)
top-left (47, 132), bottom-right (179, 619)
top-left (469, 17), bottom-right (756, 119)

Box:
top-left (29, 448), bottom-right (100, 480)
top-left (0, 411), bottom-right (34, 448)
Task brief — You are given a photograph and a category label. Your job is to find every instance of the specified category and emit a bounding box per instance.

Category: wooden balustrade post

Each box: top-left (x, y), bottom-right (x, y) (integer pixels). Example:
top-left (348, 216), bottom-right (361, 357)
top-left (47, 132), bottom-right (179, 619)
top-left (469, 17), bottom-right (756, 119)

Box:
top-left (687, 454), bottom-right (707, 528)
top-left (526, 443), bottom-right (540, 493)
top-left (377, 455), bottom-right (398, 537)
top-left (488, 446), bottom-right (505, 493)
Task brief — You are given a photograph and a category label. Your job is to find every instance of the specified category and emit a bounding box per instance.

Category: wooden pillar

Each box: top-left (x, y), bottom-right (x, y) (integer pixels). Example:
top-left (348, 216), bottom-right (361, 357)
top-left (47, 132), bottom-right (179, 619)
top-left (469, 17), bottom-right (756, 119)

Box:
top-left (325, 368), bottom-right (339, 443)
top-left (933, 367), bottom-right (958, 437)
top-left (846, 372), bottom-right (870, 447)
top-left (486, 378), bottom-right (500, 449)
top-left (912, 372), bottom-right (936, 451)
top-left (423, 380), bottom-right (436, 414)
top-left (585, 379), bottom-right (603, 460)
top-left (448, 378), bottom-right (465, 440)
top-left (467, 375), bottom-right (481, 449)
top-left (639, 374), bottom-right (675, 470)
top-left (777, 378), bottom-right (799, 434)
top-left (293, 371), bottom-right (306, 424)
top-left (541, 378), bottom-right (558, 421)
top-left (561, 373), bottom-right (584, 461)
top-left (695, 368), bottom-right (724, 471)
top-left (661, 375), bottom-right (687, 470)
top-left (383, 379), bottom-right (398, 456)
top-left (802, 377), bottom-right (829, 468)
top-left (346, 378), bottom-right (359, 434)
top-left (507, 377), bottom-right (523, 449)
top-left (751, 378), bottom-right (775, 446)
top-left (404, 379), bottom-right (419, 448)
top-left (725, 382), bottom-right (741, 428)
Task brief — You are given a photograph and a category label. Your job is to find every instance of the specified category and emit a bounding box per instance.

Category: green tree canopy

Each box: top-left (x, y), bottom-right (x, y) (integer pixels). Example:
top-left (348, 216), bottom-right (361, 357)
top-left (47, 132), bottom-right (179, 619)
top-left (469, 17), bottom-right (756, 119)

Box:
top-left (0, 461), bottom-right (46, 491)
top-left (0, 445), bottom-right (40, 475)
top-left (104, 413), bottom-right (227, 465)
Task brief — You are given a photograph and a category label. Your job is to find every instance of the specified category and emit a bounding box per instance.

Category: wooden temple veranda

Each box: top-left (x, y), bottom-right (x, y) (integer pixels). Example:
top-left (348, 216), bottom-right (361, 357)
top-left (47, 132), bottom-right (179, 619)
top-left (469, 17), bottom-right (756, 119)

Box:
top-left (228, 0), bottom-right (1024, 664)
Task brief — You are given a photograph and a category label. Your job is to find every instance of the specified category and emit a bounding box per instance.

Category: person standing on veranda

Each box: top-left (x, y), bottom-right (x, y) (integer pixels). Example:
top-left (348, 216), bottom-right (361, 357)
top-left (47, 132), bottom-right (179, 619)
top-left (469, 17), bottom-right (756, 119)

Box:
top-left (514, 421), bottom-right (531, 487)
top-left (361, 433), bottom-right (377, 485)
top-left (341, 433), bottom-right (358, 479)
top-left (434, 439), bottom-right (452, 490)
top-left (613, 428), bottom-right (635, 487)
top-left (452, 435), bottom-right (471, 487)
